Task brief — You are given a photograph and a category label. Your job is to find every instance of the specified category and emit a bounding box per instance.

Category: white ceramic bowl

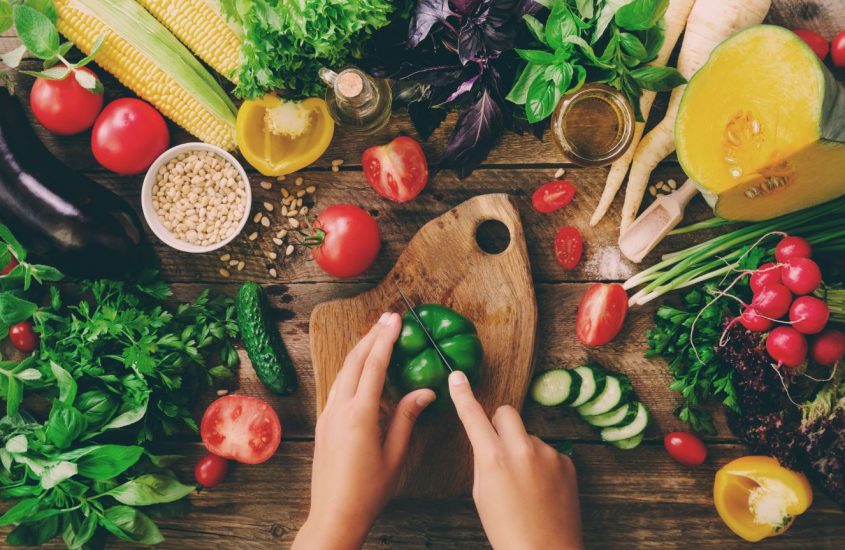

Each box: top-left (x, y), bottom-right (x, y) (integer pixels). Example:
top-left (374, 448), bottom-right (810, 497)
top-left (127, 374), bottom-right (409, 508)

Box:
top-left (141, 142), bottom-right (252, 254)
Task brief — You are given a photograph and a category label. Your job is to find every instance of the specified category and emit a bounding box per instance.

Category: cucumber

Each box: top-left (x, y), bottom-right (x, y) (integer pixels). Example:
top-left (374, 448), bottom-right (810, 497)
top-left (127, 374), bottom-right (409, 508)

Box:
top-left (576, 374), bottom-right (633, 417)
top-left (611, 432), bottom-right (644, 450)
top-left (530, 369), bottom-right (577, 407)
top-left (601, 402), bottom-right (648, 443)
top-left (559, 369), bottom-right (583, 406)
top-left (236, 282), bottom-right (297, 395)
top-left (568, 365), bottom-right (607, 408)
top-left (582, 400), bottom-right (638, 428)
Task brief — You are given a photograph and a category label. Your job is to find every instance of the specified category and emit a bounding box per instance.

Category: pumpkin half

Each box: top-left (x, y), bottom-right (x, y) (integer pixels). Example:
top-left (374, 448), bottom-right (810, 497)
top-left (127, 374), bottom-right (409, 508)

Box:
top-left (676, 25), bottom-right (845, 221)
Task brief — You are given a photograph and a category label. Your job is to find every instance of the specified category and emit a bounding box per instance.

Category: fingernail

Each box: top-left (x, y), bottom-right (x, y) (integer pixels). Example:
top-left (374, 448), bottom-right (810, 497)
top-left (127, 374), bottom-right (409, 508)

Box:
top-left (449, 370), bottom-right (468, 386)
top-left (384, 313), bottom-right (399, 327)
top-left (416, 391), bottom-right (436, 407)
top-left (378, 312), bottom-right (390, 325)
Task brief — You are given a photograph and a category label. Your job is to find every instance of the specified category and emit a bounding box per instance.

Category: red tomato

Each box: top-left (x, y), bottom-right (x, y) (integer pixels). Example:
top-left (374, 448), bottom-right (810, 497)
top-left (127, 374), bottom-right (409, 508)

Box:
top-left (30, 68), bottom-right (103, 135)
top-left (664, 432), bottom-right (707, 467)
top-left (9, 321), bottom-right (37, 353)
top-left (793, 29), bottom-right (829, 60)
top-left (91, 98), bottom-right (169, 175)
top-left (361, 136), bottom-right (428, 203)
top-left (554, 226), bottom-right (583, 270)
top-left (1, 256), bottom-right (18, 276)
top-left (832, 30), bottom-right (845, 67)
top-left (195, 453), bottom-right (229, 487)
top-left (310, 204), bottom-right (380, 278)
top-left (200, 395), bottom-right (282, 465)
top-left (532, 180), bottom-right (576, 213)
top-left (576, 283), bottom-right (628, 347)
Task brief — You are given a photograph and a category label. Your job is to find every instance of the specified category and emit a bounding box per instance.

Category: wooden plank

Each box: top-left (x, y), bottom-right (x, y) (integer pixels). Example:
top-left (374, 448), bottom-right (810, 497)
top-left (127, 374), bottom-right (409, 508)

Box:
top-left (4, 441), bottom-right (842, 549)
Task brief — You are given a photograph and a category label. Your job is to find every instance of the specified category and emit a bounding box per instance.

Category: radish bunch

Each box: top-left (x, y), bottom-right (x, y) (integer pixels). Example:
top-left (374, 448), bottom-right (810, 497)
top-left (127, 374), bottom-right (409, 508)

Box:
top-left (738, 236), bottom-right (844, 368)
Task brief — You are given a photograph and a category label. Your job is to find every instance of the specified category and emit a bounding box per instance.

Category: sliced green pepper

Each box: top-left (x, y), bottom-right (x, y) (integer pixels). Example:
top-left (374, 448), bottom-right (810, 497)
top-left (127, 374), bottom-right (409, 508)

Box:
top-left (389, 304), bottom-right (483, 407)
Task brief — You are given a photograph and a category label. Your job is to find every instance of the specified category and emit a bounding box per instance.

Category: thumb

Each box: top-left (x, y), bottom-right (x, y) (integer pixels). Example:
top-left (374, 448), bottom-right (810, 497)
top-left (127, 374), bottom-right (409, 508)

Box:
top-left (384, 388), bottom-right (436, 469)
top-left (448, 370), bottom-right (498, 451)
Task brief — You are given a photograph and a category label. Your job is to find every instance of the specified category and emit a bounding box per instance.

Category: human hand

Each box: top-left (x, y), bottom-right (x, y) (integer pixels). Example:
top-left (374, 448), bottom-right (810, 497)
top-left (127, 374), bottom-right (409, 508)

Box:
top-left (293, 312), bottom-right (436, 550)
top-left (449, 370), bottom-right (584, 550)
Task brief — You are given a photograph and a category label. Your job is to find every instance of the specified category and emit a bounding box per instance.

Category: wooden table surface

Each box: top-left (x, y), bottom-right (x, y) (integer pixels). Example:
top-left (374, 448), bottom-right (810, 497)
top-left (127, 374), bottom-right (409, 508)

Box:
top-left (3, 1), bottom-right (845, 548)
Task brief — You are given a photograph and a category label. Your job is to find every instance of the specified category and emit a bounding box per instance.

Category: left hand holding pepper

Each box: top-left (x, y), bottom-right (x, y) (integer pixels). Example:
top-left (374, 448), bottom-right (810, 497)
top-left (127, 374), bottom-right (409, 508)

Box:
top-left (293, 312), bottom-right (436, 550)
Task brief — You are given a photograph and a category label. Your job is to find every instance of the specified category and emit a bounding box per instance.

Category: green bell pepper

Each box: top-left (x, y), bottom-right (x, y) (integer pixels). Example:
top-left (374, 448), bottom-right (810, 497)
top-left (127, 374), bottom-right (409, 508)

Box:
top-left (389, 304), bottom-right (483, 404)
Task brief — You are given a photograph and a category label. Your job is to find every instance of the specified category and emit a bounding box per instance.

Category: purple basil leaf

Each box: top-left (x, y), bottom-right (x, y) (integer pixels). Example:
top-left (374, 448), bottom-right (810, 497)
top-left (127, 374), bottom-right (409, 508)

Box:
top-left (438, 72), bottom-right (481, 106)
top-left (404, 64), bottom-right (466, 86)
top-left (409, 0), bottom-right (456, 48)
top-left (408, 101), bottom-right (448, 140)
top-left (453, 0), bottom-right (482, 14)
top-left (480, 0), bottom-right (521, 53)
top-left (458, 21), bottom-right (483, 65)
top-left (445, 88), bottom-right (504, 178)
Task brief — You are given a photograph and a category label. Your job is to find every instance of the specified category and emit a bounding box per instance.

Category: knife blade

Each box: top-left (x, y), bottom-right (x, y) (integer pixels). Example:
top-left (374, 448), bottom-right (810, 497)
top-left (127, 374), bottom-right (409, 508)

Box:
top-left (395, 283), bottom-right (454, 373)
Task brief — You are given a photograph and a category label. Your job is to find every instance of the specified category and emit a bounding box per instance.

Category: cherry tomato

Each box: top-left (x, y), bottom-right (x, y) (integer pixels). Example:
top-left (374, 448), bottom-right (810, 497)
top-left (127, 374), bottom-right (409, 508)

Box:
top-left (749, 262), bottom-right (782, 294)
top-left (664, 432), bottom-right (707, 467)
top-left (9, 321), bottom-right (37, 353)
top-left (195, 453), bottom-right (229, 487)
top-left (361, 136), bottom-right (428, 203)
top-left (1, 256), bottom-right (18, 276)
top-left (532, 180), bottom-right (576, 213)
top-left (775, 235), bottom-right (812, 263)
top-left (793, 29), bottom-right (829, 60)
top-left (91, 98), bottom-right (169, 175)
top-left (554, 226), bottom-right (583, 270)
top-left (832, 30), bottom-right (845, 67)
top-left (200, 395), bottom-right (282, 465)
top-left (576, 283), bottom-right (628, 347)
top-left (30, 67), bottom-right (103, 135)
top-left (309, 204), bottom-right (380, 278)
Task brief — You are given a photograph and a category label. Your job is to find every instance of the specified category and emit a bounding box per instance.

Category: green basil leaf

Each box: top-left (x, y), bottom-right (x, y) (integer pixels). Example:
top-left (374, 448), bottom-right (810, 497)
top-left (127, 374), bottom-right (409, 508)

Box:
top-left (101, 506), bottom-right (164, 545)
top-left (0, 293), bottom-right (37, 324)
top-left (6, 377), bottom-right (21, 417)
top-left (630, 65), bottom-right (686, 91)
top-left (545, 0), bottom-right (578, 49)
top-left (40, 460), bottom-right (78, 490)
top-left (574, 0), bottom-right (594, 19)
top-left (515, 48), bottom-right (560, 65)
top-left (46, 402), bottom-right (87, 449)
top-left (62, 511), bottom-right (97, 550)
top-left (592, 0), bottom-right (629, 43)
top-left (51, 362), bottom-right (76, 404)
top-left (614, 0), bottom-right (669, 31)
top-left (0, 1), bottom-right (12, 33)
top-left (29, 264), bottom-right (63, 283)
top-left (15, 368), bottom-right (41, 381)
top-left (0, 225), bottom-right (26, 261)
top-left (75, 390), bottom-right (118, 430)
top-left (639, 20), bottom-right (665, 62)
top-left (6, 514), bottom-right (59, 546)
top-left (108, 473), bottom-right (195, 506)
top-left (94, 396), bottom-right (148, 433)
top-left (0, 498), bottom-right (39, 527)
top-left (507, 63), bottom-right (545, 105)
top-left (522, 14), bottom-right (546, 45)
top-left (526, 72), bottom-right (563, 124)
top-left (76, 445), bottom-right (143, 481)
top-left (12, 5), bottom-right (59, 60)
top-left (5, 434), bottom-right (27, 454)
top-left (563, 35), bottom-right (613, 69)
top-left (24, 0), bottom-right (57, 23)
top-left (619, 33), bottom-right (647, 60)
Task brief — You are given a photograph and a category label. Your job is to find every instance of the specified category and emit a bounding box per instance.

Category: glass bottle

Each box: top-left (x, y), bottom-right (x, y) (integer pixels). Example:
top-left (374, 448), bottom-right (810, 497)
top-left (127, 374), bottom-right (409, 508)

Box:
top-left (318, 67), bottom-right (392, 134)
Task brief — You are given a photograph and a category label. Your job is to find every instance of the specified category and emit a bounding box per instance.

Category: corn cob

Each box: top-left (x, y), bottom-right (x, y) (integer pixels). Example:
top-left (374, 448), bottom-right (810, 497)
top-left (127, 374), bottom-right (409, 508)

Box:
top-left (137, 0), bottom-right (241, 83)
top-left (54, 0), bottom-right (237, 151)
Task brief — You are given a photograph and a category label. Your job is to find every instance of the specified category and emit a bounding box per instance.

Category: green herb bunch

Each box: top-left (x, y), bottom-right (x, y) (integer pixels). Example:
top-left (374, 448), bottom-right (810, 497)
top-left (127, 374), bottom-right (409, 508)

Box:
top-left (507, 0), bottom-right (685, 123)
top-left (0, 224), bottom-right (240, 547)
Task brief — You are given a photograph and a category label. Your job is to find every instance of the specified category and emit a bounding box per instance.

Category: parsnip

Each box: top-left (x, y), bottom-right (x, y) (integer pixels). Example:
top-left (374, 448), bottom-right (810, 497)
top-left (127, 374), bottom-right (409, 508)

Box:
top-left (619, 0), bottom-right (771, 232)
top-left (590, 0), bottom-right (697, 228)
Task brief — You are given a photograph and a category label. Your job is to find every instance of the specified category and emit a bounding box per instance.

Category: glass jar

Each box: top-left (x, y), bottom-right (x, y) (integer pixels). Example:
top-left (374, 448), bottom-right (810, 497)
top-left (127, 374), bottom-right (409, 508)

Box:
top-left (550, 83), bottom-right (635, 166)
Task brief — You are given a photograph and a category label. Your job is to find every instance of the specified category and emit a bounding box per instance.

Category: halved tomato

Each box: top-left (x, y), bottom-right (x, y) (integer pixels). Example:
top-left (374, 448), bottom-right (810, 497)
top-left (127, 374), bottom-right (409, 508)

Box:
top-left (576, 283), bottom-right (628, 347)
top-left (200, 395), bottom-right (282, 465)
top-left (554, 226), bottom-right (583, 270)
top-left (532, 180), bottom-right (576, 213)
top-left (361, 136), bottom-right (428, 203)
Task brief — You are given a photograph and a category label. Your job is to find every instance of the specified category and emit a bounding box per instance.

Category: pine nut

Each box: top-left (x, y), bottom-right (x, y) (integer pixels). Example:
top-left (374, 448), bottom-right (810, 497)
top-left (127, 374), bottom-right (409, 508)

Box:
top-left (285, 245), bottom-right (294, 256)
top-left (219, 268), bottom-right (230, 278)
top-left (260, 181), bottom-right (272, 190)
top-left (219, 254), bottom-right (231, 262)
top-left (248, 232), bottom-right (258, 241)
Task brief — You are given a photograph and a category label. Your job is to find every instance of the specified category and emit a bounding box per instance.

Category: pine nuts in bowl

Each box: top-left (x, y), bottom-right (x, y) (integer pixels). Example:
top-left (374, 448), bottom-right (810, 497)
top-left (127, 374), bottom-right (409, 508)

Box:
top-left (141, 143), bottom-right (252, 253)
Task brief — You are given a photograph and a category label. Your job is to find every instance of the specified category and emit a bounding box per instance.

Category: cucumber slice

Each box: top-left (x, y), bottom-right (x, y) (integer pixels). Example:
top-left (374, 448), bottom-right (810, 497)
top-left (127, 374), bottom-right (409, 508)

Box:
top-left (601, 402), bottom-right (649, 442)
top-left (569, 365), bottom-right (607, 407)
top-left (582, 400), bottom-right (638, 428)
top-left (611, 432), bottom-right (644, 450)
top-left (530, 369), bottom-right (576, 407)
top-left (560, 369), bottom-right (583, 406)
top-left (576, 374), bottom-right (633, 417)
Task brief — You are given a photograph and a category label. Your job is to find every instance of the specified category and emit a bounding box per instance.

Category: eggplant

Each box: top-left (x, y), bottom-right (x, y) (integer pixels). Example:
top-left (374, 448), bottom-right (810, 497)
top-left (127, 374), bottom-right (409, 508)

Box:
top-left (0, 87), bottom-right (143, 278)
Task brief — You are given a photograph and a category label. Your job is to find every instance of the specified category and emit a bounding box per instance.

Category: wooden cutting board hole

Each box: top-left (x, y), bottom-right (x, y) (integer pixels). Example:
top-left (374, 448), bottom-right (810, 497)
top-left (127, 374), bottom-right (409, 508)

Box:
top-left (475, 219), bottom-right (511, 255)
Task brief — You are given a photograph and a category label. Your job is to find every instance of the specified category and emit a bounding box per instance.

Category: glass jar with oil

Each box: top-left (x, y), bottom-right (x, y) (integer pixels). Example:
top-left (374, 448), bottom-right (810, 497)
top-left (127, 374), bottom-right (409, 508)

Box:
top-left (550, 83), bottom-right (635, 166)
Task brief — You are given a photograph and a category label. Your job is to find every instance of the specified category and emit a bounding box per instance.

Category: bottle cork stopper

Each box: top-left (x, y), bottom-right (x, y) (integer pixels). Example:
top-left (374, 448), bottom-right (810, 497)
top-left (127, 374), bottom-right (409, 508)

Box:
top-left (337, 71), bottom-right (364, 98)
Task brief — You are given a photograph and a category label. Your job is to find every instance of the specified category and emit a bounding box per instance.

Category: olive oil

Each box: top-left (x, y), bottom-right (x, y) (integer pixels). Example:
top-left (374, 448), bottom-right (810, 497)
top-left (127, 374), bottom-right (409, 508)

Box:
top-left (551, 83), bottom-right (634, 166)
top-left (319, 67), bottom-right (392, 134)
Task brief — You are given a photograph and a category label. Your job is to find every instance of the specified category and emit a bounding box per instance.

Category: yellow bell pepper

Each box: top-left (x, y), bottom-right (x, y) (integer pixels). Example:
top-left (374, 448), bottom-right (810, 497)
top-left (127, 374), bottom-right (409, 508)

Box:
top-left (713, 456), bottom-right (813, 542)
top-left (236, 95), bottom-right (334, 177)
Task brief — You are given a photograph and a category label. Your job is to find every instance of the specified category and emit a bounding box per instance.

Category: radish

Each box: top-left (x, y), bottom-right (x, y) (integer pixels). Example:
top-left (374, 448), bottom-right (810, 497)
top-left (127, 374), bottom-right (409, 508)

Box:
top-left (810, 329), bottom-right (845, 366)
top-left (766, 327), bottom-right (808, 368)
top-left (775, 236), bottom-right (812, 262)
top-left (749, 262), bottom-right (782, 294)
top-left (751, 283), bottom-right (792, 319)
top-left (788, 296), bottom-right (829, 335)
top-left (781, 257), bottom-right (822, 295)
top-left (739, 307), bottom-right (773, 332)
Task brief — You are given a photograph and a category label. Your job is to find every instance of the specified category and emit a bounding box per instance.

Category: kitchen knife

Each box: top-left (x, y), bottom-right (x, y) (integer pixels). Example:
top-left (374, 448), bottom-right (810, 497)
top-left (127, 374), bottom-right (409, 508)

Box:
top-left (395, 283), bottom-right (455, 373)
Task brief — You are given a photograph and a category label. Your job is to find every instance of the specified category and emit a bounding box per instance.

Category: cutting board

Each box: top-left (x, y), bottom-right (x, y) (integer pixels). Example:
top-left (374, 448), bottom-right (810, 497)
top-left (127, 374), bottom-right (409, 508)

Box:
top-left (309, 193), bottom-right (538, 497)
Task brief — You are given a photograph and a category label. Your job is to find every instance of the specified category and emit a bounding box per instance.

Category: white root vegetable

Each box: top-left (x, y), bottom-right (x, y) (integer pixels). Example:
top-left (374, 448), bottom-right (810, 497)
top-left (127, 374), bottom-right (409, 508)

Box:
top-left (590, 0), bottom-right (697, 227)
top-left (618, 0), bottom-right (772, 232)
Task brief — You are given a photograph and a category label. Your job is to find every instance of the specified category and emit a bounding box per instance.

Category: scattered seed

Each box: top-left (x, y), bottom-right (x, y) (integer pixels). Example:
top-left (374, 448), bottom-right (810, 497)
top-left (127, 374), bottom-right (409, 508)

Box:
top-left (554, 168), bottom-right (565, 178)
top-left (248, 232), bottom-right (258, 241)
top-left (285, 244), bottom-right (295, 256)
top-left (305, 185), bottom-right (316, 194)
top-left (216, 389), bottom-right (229, 396)
top-left (273, 237), bottom-right (283, 245)
top-left (261, 216), bottom-right (271, 227)
top-left (289, 218), bottom-right (300, 228)
top-left (269, 268), bottom-right (278, 278)
top-left (331, 166), bottom-right (340, 173)
top-left (295, 177), bottom-right (303, 186)
top-left (296, 190), bottom-right (305, 198)
top-left (263, 201), bottom-right (274, 212)
top-left (281, 206), bottom-right (289, 216)
top-left (237, 261), bottom-right (245, 271)
top-left (267, 251), bottom-right (278, 260)
top-left (229, 259), bottom-right (239, 266)
top-left (276, 175), bottom-right (286, 181)
top-left (219, 253), bottom-right (231, 262)
top-left (300, 206), bottom-right (309, 216)
top-left (296, 198), bottom-right (303, 207)
top-left (331, 159), bottom-right (344, 166)
top-left (260, 181), bottom-right (272, 190)
top-left (219, 268), bottom-right (230, 278)
top-left (253, 212), bottom-right (262, 223)
top-left (277, 229), bottom-right (288, 239)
